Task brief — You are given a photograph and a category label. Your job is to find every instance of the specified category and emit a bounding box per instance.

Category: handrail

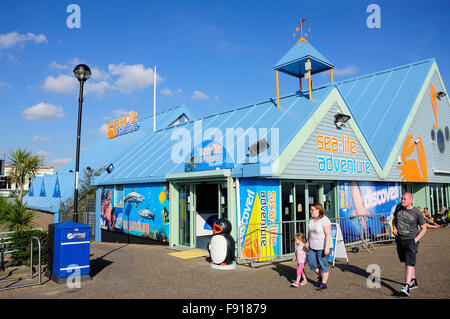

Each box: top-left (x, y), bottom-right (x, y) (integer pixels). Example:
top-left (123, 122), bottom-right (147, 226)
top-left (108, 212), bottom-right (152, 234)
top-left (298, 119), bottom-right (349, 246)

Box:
top-left (0, 236), bottom-right (43, 291)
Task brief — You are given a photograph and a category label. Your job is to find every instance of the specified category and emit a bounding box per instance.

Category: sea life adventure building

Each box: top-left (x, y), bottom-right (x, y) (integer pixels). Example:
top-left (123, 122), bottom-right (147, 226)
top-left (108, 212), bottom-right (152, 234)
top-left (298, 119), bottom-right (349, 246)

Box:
top-left (24, 35), bottom-right (450, 257)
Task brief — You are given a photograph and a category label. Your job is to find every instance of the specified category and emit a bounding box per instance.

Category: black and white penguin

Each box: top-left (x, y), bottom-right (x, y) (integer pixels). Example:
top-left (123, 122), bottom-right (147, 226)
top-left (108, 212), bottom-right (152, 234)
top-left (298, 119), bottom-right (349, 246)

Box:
top-left (207, 218), bottom-right (235, 265)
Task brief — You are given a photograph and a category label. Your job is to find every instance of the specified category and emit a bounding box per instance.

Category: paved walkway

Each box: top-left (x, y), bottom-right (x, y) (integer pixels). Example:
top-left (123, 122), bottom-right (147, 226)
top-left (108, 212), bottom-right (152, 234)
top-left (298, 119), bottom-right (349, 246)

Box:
top-left (1, 228), bottom-right (449, 299)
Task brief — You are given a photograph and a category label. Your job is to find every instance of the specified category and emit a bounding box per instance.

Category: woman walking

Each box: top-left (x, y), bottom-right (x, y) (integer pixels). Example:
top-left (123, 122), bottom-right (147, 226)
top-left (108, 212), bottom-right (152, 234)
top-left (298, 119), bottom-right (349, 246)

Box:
top-left (306, 203), bottom-right (333, 290)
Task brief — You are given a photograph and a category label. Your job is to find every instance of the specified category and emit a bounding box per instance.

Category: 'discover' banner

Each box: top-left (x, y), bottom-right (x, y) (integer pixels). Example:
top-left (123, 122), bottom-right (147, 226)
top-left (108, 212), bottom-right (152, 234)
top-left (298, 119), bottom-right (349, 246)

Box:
top-left (239, 179), bottom-right (281, 261)
top-left (338, 181), bottom-right (399, 242)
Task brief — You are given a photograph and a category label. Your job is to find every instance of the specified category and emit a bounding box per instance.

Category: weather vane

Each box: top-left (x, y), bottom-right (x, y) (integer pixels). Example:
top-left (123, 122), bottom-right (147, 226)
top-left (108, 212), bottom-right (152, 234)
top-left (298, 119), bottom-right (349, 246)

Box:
top-left (293, 18), bottom-right (311, 40)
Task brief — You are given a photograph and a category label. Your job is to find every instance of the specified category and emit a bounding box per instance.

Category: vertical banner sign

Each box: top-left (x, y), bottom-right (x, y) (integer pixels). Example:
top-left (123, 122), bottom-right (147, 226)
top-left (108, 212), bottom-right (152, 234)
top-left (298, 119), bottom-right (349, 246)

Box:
top-left (239, 179), bottom-right (281, 261)
top-left (338, 181), bottom-right (400, 243)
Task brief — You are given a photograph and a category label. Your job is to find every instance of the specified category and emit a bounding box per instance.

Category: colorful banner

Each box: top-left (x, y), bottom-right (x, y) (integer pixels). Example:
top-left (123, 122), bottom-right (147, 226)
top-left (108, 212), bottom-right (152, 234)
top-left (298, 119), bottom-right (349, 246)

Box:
top-left (239, 179), bottom-right (281, 261)
top-left (338, 181), bottom-right (399, 242)
top-left (100, 183), bottom-right (170, 243)
top-left (185, 139), bottom-right (234, 172)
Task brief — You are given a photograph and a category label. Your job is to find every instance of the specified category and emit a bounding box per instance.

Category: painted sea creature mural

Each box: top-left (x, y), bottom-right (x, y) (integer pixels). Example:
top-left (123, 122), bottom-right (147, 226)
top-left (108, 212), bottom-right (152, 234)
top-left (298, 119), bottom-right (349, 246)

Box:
top-left (101, 183), bottom-right (169, 243)
top-left (124, 187), bottom-right (145, 207)
top-left (138, 205), bottom-right (155, 221)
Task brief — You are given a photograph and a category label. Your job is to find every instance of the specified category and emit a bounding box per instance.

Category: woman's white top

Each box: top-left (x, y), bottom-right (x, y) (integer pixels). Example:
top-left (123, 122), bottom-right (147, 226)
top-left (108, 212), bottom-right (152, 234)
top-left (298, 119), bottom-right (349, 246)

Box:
top-left (308, 216), bottom-right (333, 250)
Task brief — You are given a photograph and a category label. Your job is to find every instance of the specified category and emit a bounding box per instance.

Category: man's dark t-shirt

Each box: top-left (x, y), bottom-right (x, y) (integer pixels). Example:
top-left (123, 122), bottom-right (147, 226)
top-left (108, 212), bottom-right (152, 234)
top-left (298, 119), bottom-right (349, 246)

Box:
top-left (394, 205), bottom-right (426, 240)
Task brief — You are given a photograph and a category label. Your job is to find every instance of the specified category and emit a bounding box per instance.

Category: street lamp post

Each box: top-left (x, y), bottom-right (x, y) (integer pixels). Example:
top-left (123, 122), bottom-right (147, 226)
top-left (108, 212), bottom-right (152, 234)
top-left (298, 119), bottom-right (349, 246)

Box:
top-left (73, 64), bottom-right (91, 223)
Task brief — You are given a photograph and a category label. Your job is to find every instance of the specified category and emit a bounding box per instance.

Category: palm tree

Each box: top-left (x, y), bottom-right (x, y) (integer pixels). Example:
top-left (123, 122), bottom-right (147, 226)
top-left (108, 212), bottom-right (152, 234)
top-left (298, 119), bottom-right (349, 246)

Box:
top-left (7, 148), bottom-right (42, 203)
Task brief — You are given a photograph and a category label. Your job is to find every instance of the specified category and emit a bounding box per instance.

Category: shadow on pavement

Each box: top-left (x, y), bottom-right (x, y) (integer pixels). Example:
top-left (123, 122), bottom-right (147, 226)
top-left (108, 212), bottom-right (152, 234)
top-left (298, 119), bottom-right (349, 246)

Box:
top-left (272, 262), bottom-right (297, 283)
top-left (334, 263), bottom-right (405, 297)
top-left (89, 244), bottom-right (128, 278)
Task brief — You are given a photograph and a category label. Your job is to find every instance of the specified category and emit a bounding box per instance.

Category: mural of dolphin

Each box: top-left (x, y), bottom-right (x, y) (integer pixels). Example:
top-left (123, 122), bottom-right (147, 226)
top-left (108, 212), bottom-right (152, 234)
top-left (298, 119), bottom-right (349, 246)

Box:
top-left (137, 205), bottom-right (154, 221)
top-left (124, 187), bottom-right (145, 207)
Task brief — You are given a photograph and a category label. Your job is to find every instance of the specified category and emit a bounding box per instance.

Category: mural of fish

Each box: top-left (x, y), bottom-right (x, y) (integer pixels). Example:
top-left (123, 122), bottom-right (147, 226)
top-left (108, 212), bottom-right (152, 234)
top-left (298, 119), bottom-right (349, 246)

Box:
top-left (124, 187), bottom-right (145, 207)
top-left (138, 205), bottom-right (155, 221)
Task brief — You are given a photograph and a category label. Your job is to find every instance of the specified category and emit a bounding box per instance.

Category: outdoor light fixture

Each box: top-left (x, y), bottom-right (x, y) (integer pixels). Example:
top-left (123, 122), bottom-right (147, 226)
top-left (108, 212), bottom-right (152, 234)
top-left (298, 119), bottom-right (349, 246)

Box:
top-left (72, 64), bottom-right (91, 223)
top-left (106, 163), bottom-right (114, 174)
top-left (73, 64), bottom-right (91, 82)
top-left (334, 113), bottom-right (351, 128)
top-left (437, 91), bottom-right (446, 100)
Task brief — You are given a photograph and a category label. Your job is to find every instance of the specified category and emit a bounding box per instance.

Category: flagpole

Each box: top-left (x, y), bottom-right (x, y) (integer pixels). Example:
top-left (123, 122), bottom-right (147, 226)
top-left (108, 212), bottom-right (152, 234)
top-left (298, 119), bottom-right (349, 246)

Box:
top-left (153, 65), bottom-right (156, 132)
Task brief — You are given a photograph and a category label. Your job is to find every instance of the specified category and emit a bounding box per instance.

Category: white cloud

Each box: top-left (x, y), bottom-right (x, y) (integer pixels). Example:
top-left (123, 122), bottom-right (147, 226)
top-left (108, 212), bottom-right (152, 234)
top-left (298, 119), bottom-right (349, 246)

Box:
top-left (90, 66), bottom-right (111, 81)
top-left (31, 136), bottom-right (51, 142)
top-left (112, 109), bottom-right (131, 118)
top-left (192, 90), bottom-right (209, 100)
top-left (191, 90), bottom-right (218, 101)
top-left (84, 80), bottom-right (111, 97)
top-left (98, 123), bottom-right (108, 136)
top-left (51, 158), bottom-right (72, 166)
top-left (22, 102), bottom-right (66, 121)
top-left (0, 31), bottom-right (47, 49)
top-left (49, 61), bottom-right (69, 70)
top-left (43, 74), bottom-right (77, 94)
top-left (0, 81), bottom-right (11, 88)
top-left (334, 65), bottom-right (358, 76)
top-left (36, 150), bottom-right (51, 157)
top-left (108, 63), bottom-right (162, 94)
top-left (161, 88), bottom-right (182, 96)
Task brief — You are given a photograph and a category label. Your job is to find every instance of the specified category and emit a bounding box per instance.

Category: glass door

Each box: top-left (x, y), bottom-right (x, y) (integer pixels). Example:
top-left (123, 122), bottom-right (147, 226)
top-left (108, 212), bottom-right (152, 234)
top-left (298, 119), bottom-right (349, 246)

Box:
top-left (281, 182), bottom-right (294, 254)
top-left (323, 183), bottom-right (336, 219)
top-left (178, 184), bottom-right (191, 247)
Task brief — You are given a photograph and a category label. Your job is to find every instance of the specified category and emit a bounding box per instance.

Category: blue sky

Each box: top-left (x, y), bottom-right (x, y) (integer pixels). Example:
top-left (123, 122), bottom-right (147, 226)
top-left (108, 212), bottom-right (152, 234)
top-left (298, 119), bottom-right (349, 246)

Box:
top-left (0, 0), bottom-right (449, 170)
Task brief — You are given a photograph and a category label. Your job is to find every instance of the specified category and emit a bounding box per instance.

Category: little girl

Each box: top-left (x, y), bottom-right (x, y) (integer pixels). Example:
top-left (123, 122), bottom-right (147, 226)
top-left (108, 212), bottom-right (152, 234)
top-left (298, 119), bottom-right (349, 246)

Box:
top-left (291, 233), bottom-right (308, 287)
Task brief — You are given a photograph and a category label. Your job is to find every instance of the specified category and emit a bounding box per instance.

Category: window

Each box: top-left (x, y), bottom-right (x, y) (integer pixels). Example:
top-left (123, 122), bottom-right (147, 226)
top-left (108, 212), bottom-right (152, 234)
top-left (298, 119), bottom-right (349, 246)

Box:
top-left (114, 185), bottom-right (124, 207)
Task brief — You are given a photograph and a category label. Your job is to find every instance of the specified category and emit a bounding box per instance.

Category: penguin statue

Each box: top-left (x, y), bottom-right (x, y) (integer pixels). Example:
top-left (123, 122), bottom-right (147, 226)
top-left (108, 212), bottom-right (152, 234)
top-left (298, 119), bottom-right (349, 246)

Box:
top-left (207, 218), bottom-right (235, 266)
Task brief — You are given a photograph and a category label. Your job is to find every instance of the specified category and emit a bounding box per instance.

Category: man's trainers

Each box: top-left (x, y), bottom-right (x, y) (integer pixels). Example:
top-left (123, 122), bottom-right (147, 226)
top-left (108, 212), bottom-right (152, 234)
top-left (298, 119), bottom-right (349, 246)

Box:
top-left (409, 279), bottom-right (418, 290)
top-left (290, 282), bottom-right (299, 288)
top-left (314, 276), bottom-right (322, 287)
top-left (400, 284), bottom-right (410, 296)
top-left (300, 280), bottom-right (308, 286)
top-left (316, 283), bottom-right (327, 290)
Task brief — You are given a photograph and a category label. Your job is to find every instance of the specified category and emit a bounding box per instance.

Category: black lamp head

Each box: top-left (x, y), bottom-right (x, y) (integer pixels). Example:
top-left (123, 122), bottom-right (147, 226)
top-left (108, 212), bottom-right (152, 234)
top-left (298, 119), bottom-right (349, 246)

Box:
top-left (73, 64), bottom-right (91, 82)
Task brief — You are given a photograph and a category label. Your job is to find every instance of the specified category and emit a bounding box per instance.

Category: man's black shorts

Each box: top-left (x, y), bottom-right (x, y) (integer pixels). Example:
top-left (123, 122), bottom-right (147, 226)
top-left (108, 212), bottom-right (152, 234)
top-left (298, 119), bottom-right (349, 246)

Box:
top-left (395, 238), bottom-right (419, 266)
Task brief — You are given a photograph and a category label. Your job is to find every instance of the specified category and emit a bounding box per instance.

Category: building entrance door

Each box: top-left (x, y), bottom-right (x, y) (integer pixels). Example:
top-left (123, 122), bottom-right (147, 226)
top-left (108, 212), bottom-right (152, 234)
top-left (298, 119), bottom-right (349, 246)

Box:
top-left (178, 184), bottom-right (191, 247)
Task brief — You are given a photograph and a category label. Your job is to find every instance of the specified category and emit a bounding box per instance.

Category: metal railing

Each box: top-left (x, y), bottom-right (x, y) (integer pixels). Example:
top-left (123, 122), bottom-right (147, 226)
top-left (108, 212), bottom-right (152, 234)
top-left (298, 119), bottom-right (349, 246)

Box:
top-left (1, 228), bottom-right (43, 271)
top-left (236, 213), bottom-right (396, 267)
top-left (0, 236), bottom-right (42, 291)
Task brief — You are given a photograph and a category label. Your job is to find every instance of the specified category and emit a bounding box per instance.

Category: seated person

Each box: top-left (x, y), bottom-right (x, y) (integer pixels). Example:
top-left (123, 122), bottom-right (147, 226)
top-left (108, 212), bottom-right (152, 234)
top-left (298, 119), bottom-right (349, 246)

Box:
top-left (375, 216), bottom-right (391, 238)
top-left (434, 207), bottom-right (448, 227)
top-left (423, 207), bottom-right (441, 229)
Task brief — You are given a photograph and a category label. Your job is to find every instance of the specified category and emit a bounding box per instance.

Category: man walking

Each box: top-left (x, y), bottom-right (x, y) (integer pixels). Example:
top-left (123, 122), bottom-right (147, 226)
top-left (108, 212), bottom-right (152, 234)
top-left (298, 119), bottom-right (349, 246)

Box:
top-left (393, 192), bottom-right (427, 296)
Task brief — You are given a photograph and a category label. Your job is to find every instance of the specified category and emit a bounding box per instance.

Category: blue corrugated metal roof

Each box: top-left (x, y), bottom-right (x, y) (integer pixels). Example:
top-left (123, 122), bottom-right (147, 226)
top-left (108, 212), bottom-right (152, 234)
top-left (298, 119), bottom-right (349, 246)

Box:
top-left (274, 38), bottom-right (334, 77)
top-left (23, 173), bottom-right (74, 213)
top-left (58, 104), bottom-right (195, 174)
top-left (94, 86), bottom-right (333, 184)
top-left (335, 58), bottom-right (434, 167)
top-left (24, 105), bottom-right (195, 212)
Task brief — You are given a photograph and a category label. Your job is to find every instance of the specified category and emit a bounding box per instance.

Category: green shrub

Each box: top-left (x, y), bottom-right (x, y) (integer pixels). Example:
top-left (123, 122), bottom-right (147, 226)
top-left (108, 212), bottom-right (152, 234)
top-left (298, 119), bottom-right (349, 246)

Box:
top-left (10, 229), bottom-right (48, 266)
top-left (0, 197), bottom-right (14, 224)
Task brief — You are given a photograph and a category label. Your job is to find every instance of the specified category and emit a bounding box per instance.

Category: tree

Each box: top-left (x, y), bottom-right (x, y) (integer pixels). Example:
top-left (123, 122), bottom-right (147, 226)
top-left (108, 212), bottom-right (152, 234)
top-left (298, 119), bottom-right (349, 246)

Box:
top-left (78, 167), bottom-right (104, 200)
top-left (2, 198), bottom-right (35, 231)
top-left (7, 148), bottom-right (42, 203)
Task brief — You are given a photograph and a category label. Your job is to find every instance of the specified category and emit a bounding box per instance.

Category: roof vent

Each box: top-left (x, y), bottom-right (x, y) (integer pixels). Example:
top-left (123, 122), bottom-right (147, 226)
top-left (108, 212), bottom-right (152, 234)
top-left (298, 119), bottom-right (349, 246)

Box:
top-left (248, 138), bottom-right (270, 156)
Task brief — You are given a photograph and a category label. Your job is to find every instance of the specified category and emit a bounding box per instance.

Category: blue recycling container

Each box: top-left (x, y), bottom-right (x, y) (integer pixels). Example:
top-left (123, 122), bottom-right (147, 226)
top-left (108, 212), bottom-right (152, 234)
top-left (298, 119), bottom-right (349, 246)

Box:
top-left (46, 221), bottom-right (91, 283)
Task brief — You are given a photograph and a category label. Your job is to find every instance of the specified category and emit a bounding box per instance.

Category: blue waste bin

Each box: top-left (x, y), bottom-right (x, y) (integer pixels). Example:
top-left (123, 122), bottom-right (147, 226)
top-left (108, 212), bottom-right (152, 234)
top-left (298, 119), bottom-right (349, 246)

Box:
top-left (46, 221), bottom-right (92, 283)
